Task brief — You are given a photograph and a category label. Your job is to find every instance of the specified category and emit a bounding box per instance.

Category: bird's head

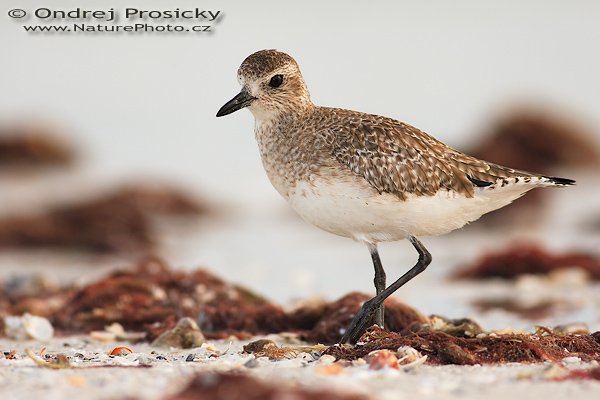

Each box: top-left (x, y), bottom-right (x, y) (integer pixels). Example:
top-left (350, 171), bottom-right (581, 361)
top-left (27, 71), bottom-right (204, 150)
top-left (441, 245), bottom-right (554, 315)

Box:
top-left (216, 50), bottom-right (312, 122)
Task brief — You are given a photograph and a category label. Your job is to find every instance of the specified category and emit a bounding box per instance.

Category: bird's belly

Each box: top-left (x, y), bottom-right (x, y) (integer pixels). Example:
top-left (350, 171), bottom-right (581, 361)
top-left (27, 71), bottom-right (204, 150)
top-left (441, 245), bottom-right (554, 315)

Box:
top-left (286, 178), bottom-right (522, 243)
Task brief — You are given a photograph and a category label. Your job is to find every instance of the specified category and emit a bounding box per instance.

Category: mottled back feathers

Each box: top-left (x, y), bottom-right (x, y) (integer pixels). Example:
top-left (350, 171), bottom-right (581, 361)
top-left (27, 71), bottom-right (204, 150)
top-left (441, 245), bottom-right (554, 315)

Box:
top-left (316, 107), bottom-right (537, 199)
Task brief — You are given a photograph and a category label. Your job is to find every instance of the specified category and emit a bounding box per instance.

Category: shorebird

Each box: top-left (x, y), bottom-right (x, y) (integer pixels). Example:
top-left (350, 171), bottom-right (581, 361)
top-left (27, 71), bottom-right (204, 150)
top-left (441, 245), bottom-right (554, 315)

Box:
top-left (216, 50), bottom-right (575, 343)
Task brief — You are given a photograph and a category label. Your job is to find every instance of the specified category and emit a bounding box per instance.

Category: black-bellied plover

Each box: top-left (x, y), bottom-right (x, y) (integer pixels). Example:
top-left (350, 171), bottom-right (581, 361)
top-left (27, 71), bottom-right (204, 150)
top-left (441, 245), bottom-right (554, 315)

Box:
top-left (216, 49), bottom-right (575, 343)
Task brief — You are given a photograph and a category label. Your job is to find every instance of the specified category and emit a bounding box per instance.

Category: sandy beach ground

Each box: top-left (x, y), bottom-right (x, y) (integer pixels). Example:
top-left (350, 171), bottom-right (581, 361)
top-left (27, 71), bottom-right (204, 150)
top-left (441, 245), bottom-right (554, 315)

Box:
top-left (2, 334), bottom-right (600, 400)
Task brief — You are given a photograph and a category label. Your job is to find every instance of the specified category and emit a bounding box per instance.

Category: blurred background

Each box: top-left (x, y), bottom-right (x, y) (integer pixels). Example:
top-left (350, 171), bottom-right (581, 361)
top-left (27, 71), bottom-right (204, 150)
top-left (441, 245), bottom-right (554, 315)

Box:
top-left (1, 0), bottom-right (599, 330)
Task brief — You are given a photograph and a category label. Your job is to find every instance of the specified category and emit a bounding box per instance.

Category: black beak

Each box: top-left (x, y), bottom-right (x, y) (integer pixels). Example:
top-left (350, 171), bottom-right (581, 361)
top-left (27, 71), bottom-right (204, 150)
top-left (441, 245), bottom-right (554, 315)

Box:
top-left (216, 88), bottom-right (256, 117)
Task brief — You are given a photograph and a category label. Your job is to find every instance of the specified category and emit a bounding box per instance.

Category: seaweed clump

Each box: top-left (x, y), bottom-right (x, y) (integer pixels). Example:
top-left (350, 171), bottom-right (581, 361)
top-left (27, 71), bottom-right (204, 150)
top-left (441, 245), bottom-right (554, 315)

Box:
top-left (288, 292), bottom-right (428, 343)
top-left (0, 185), bottom-right (207, 254)
top-left (0, 259), bottom-right (427, 343)
top-left (0, 125), bottom-right (74, 168)
top-left (453, 244), bottom-right (600, 281)
top-left (49, 257), bottom-right (289, 338)
top-left (325, 326), bottom-right (600, 365)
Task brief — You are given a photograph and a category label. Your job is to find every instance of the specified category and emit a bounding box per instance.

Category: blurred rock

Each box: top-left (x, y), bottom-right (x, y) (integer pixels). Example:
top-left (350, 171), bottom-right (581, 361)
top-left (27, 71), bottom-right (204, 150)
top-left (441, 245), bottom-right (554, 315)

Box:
top-left (151, 317), bottom-right (205, 349)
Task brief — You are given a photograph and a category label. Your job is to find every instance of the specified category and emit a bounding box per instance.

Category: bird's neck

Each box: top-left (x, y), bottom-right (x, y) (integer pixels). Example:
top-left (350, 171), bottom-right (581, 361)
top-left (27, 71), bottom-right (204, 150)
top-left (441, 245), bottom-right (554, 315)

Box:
top-left (252, 101), bottom-right (315, 131)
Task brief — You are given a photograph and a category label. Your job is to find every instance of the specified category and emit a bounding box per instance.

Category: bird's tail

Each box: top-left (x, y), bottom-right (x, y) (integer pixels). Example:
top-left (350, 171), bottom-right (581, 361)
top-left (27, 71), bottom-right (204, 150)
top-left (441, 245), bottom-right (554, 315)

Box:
top-left (544, 176), bottom-right (576, 186)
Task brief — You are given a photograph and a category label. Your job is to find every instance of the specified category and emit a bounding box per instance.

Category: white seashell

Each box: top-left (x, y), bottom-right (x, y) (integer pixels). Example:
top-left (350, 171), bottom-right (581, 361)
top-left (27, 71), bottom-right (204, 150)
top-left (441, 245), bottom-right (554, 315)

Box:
top-left (4, 315), bottom-right (28, 340)
top-left (22, 313), bottom-right (54, 341)
top-left (89, 331), bottom-right (117, 342)
top-left (397, 346), bottom-right (427, 368)
top-left (4, 313), bottom-right (54, 341)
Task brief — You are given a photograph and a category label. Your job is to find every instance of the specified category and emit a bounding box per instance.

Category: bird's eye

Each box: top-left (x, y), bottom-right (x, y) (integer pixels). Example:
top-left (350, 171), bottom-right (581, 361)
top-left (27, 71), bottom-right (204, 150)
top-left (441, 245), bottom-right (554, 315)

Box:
top-left (268, 74), bottom-right (284, 88)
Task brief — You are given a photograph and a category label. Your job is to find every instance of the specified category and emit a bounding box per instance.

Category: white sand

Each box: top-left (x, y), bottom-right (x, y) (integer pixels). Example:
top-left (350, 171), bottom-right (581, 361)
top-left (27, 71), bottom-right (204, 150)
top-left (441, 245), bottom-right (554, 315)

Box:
top-left (1, 334), bottom-right (599, 400)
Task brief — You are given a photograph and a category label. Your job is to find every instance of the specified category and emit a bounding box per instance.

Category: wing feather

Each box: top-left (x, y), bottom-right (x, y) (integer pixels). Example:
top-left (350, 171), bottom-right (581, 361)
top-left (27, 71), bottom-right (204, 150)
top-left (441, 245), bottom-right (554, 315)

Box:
top-left (320, 108), bottom-right (537, 198)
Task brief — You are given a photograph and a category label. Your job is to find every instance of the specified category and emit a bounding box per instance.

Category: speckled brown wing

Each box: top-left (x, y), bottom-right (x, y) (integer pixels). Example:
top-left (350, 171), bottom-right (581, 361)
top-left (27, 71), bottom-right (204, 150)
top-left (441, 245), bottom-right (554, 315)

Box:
top-left (320, 108), bottom-right (534, 199)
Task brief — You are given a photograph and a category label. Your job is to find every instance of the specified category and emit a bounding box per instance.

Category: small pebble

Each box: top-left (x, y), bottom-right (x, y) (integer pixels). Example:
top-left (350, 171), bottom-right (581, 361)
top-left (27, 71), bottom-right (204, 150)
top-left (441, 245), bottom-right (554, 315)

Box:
top-left (151, 317), bottom-right (205, 349)
top-left (562, 356), bottom-right (582, 365)
top-left (243, 339), bottom-right (277, 354)
top-left (186, 354), bottom-right (196, 362)
top-left (244, 358), bottom-right (260, 368)
top-left (135, 354), bottom-right (153, 365)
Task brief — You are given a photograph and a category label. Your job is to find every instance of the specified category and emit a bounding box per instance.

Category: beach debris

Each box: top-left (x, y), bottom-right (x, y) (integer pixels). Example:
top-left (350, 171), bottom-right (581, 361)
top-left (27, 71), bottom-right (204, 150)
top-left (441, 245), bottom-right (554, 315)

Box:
top-left (25, 348), bottom-right (71, 369)
top-left (1, 257), bottom-right (291, 340)
top-left (242, 339), bottom-right (278, 354)
top-left (90, 323), bottom-right (146, 342)
top-left (151, 317), bottom-right (205, 349)
top-left (397, 346), bottom-right (428, 367)
top-left (426, 315), bottom-right (484, 338)
top-left (363, 346), bottom-right (427, 370)
top-left (0, 259), bottom-right (430, 344)
top-left (0, 184), bottom-right (207, 254)
top-left (108, 346), bottom-right (133, 356)
top-left (316, 354), bottom-right (336, 364)
top-left (365, 350), bottom-right (399, 370)
top-left (49, 257), bottom-right (287, 339)
top-left (291, 292), bottom-right (428, 343)
top-left (242, 338), bottom-right (327, 360)
top-left (4, 313), bottom-right (54, 341)
top-left (167, 372), bottom-right (369, 400)
top-left (3, 258), bottom-right (600, 369)
top-left (550, 323), bottom-right (590, 336)
top-left (0, 123), bottom-right (74, 168)
top-left (473, 297), bottom-right (576, 319)
top-left (325, 326), bottom-right (600, 365)
top-left (0, 275), bottom-right (66, 320)
top-left (108, 184), bottom-right (207, 216)
top-left (2, 350), bottom-right (17, 359)
top-left (452, 244), bottom-right (600, 281)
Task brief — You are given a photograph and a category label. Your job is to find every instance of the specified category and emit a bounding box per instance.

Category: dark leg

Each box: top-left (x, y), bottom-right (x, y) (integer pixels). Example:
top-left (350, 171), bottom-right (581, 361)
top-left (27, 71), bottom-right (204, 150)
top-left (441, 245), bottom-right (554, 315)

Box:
top-left (368, 243), bottom-right (386, 328)
top-left (340, 236), bottom-right (432, 344)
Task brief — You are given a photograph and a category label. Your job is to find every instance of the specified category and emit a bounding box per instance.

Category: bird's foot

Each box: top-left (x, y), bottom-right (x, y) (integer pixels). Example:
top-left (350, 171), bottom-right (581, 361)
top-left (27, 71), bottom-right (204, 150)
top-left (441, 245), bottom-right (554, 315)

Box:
top-left (340, 298), bottom-right (381, 344)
